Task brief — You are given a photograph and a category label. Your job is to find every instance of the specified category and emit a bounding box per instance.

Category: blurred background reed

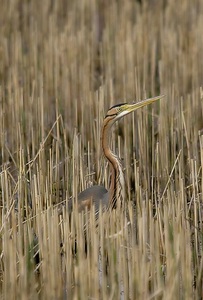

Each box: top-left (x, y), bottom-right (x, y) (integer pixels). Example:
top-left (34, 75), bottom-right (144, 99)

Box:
top-left (0, 0), bottom-right (203, 298)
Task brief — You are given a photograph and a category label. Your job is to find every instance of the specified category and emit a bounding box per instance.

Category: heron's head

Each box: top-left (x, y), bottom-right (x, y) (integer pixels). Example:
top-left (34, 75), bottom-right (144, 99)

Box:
top-left (105, 95), bottom-right (165, 124)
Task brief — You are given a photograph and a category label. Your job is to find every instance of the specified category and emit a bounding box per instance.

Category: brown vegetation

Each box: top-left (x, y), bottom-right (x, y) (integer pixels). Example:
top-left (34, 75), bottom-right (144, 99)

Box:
top-left (0, 0), bottom-right (203, 299)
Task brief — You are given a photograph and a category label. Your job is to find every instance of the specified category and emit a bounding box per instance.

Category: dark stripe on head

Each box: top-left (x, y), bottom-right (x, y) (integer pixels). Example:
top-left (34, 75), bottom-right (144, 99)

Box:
top-left (109, 103), bottom-right (127, 110)
top-left (105, 113), bottom-right (117, 118)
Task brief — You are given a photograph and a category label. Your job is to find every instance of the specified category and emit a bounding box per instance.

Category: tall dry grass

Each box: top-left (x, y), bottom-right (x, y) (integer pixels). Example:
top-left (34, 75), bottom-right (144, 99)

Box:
top-left (0, 0), bottom-right (203, 299)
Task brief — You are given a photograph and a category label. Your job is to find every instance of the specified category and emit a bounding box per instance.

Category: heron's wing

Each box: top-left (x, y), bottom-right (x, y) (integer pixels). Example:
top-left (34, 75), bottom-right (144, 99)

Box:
top-left (68, 185), bottom-right (108, 214)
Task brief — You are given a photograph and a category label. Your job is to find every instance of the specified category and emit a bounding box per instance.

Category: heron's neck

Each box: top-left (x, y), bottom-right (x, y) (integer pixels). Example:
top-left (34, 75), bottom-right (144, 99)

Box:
top-left (101, 123), bottom-right (125, 208)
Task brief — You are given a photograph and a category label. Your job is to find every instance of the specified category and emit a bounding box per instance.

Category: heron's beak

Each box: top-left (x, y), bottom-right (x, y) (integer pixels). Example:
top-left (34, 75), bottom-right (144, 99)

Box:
top-left (126, 95), bottom-right (165, 113)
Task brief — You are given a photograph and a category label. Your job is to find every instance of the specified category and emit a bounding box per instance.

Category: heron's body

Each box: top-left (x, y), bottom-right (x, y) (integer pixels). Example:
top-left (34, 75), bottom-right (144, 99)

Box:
top-left (69, 95), bottom-right (164, 213)
top-left (69, 186), bottom-right (108, 213)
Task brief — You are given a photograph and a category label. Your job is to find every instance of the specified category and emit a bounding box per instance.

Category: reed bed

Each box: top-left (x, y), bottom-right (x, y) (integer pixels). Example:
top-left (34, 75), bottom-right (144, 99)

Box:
top-left (0, 0), bottom-right (203, 299)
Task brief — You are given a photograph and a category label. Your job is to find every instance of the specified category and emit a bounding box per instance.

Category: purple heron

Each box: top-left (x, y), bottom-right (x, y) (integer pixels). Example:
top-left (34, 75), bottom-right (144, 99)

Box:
top-left (68, 95), bottom-right (164, 214)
